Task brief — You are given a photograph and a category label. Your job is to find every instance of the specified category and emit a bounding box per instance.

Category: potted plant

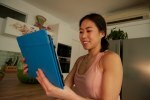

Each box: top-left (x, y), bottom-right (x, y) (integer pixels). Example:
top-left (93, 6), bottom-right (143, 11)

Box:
top-left (107, 28), bottom-right (128, 40)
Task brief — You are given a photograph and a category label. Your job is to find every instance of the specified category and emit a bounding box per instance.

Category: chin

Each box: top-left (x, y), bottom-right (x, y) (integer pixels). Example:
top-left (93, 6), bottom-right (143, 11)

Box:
top-left (83, 46), bottom-right (90, 50)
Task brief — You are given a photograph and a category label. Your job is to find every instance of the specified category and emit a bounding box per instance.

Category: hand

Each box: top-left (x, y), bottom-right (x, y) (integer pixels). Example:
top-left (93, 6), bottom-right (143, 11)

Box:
top-left (21, 58), bottom-right (28, 74)
top-left (36, 69), bottom-right (79, 99)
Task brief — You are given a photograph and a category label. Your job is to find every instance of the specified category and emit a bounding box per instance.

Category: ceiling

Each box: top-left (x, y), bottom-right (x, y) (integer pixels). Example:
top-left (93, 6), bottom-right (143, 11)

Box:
top-left (23, 0), bottom-right (150, 29)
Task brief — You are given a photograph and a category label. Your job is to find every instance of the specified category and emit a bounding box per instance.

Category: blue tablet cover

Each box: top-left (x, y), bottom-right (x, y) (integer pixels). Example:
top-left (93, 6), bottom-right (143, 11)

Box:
top-left (17, 29), bottom-right (64, 89)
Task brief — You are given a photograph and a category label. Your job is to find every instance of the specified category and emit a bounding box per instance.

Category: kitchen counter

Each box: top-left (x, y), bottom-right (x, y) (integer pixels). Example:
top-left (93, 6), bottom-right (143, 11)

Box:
top-left (0, 72), bottom-right (54, 100)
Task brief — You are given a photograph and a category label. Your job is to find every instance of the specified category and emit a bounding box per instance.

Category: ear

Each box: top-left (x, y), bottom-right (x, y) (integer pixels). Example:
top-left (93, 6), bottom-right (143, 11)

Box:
top-left (100, 31), bottom-right (105, 38)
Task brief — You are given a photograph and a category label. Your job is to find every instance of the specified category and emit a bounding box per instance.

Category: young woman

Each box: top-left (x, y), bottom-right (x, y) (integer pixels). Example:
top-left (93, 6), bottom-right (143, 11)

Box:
top-left (24, 13), bottom-right (123, 100)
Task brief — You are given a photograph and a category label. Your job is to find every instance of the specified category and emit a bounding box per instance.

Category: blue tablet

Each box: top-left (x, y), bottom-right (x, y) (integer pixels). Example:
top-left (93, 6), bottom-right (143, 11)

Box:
top-left (17, 29), bottom-right (64, 89)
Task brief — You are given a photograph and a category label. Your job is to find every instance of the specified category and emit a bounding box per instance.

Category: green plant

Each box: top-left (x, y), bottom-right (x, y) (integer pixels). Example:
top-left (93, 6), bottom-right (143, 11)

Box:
top-left (107, 28), bottom-right (128, 40)
top-left (17, 58), bottom-right (38, 84)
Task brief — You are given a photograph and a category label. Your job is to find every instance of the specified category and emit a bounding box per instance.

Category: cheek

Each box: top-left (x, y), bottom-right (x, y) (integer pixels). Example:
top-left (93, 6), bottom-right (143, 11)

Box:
top-left (90, 33), bottom-right (100, 40)
top-left (91, 34), bottom-right (101, 43)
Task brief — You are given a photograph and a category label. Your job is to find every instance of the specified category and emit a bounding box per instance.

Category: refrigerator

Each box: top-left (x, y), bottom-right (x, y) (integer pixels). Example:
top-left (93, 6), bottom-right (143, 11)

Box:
top-left (108, 37), bottom-right (150, 100)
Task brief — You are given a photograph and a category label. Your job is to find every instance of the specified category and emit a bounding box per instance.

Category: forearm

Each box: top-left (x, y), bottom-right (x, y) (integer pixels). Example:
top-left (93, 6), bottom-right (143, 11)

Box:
top-left (60, 94), bottom-right (94, 100)
top-left (53, 86), bottom-right (94, 100)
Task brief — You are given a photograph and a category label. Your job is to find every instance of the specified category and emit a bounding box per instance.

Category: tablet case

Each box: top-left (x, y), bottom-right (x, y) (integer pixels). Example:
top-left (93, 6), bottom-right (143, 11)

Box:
top-left (17, 29), bottom-right (64, 89)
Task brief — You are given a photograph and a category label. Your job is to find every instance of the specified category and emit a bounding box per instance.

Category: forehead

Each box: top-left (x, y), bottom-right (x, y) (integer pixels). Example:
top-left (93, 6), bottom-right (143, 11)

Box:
top-left (80, 19), bottom-right (96, 29)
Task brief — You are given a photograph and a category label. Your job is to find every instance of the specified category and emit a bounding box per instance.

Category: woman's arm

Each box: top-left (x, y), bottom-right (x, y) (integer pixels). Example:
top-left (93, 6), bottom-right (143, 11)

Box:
top-left (36, 56), bottom-right (94, 100)
top-left (36, 68), bottom-right (79, 99)
top-left (36, 68), bottom-right (94, 100)
top-left (100, 51), bottom-right (123, 100)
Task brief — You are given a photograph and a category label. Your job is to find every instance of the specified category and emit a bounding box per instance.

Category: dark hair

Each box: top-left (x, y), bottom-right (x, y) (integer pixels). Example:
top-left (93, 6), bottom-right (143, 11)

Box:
top-left (79, 13), bottom-right (109, 52)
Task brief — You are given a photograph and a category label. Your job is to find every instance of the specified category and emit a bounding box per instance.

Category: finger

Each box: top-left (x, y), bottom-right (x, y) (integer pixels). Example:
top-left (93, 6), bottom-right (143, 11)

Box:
top-left (23, 68), bottom-right (28, 74)
top-left (37, 69), bottom-right (54, 90)
top-left (36, 71), bottom-right (47, 88)
top-left (38, 69), bottom-right (53, 85)
top-left (37, 71), bottom-right (50, 95)
top-left (23, 64), bottom-right (28, 69)
top-left (21, 58), bottom-right (25, 63)
top-left (36, 73), bottom-right (48, 92)
top-left (23, 64), bottom-right (28, 74)
top-left (38, 68), bottom-right (46, 78)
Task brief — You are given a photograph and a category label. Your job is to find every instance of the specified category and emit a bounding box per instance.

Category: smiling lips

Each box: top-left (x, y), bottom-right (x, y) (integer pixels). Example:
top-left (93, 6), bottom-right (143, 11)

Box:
top-left (82, 40), bottom-right (90, 46)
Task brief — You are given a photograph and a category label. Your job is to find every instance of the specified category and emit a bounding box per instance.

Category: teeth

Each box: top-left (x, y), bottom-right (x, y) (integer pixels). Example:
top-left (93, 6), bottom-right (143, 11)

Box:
top-left (83, 41), bottom-right (88, 44)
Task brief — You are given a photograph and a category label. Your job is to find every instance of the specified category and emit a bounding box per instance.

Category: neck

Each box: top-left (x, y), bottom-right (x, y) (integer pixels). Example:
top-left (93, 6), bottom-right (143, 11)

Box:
top-left (88, 45), bottom-right (101, 57)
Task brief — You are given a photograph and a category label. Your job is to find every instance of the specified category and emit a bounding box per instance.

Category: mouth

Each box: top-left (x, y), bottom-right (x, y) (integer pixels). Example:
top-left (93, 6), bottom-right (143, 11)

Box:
top-left (82, 41), bottom-right (90, 45)
top-left (83, 41), bottom-right (88, 44)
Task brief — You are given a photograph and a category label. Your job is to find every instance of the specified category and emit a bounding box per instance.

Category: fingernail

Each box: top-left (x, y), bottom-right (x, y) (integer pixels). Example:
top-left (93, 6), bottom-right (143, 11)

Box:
top-left (36, 71), bottom-right (39, 76)
top-left (38, 68), bottom-right (41, 71)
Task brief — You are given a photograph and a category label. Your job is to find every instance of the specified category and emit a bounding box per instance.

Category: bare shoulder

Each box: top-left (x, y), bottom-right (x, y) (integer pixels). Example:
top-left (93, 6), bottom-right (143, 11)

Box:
top-left (102, 50), bottom-right (120, 60)
top-left (101, 50), bottom-right (122, 70)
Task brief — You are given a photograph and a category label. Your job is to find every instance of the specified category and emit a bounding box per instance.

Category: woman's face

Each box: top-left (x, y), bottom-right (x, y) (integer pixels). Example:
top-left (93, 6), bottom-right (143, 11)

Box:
top-left (79, 19), bottom-right (104, 50)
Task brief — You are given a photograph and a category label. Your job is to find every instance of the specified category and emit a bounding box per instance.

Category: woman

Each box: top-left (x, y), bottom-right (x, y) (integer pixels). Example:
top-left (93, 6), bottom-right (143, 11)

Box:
top-left (24, 13), bottom-right (123, 100)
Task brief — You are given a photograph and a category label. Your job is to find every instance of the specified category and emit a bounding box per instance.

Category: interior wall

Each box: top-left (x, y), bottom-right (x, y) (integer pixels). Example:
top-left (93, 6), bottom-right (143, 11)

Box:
top-left (0, 0), bottom-right (77, 52)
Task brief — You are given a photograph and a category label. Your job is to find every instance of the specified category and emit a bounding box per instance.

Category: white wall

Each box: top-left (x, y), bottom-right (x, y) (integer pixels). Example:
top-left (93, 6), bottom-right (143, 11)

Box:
top-left (0, 17), bottom-right (21, 52)
top-left (0, 0), bottom-right (77, 52)
top-left (0, 0), bottom-right (81, 78)
top-left (0, 18), bottom-right (4, 34)
top-left (58, 23), bottom-right (75, 46)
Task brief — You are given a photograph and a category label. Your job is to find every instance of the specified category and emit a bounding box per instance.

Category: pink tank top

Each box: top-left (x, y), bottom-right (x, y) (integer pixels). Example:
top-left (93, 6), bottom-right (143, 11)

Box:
top-left (74, 52), bottom-right (120, 100)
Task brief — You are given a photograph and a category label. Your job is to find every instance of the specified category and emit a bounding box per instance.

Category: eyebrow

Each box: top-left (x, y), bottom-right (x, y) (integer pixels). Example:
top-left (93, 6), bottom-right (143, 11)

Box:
top-left (80, 26), bottom-right (93, 30)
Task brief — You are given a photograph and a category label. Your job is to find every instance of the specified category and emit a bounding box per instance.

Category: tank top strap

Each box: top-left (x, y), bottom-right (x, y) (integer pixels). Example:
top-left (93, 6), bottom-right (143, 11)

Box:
top-left (94, 52), bottom-right (104, 63)
top-left (93, 51), bottom-right (107, 67)
top-left (75, 55), bottom-right (86, 74)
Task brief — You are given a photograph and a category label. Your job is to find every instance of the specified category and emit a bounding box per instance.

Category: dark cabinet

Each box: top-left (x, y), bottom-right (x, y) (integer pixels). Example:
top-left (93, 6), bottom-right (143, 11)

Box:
top-left (57, 43), bottom-right (72, 73)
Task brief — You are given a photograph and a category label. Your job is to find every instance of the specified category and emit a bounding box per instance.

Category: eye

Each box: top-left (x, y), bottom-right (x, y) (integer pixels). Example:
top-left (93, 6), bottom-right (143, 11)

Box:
top-left (79, 30), bottom-right (83, 34)
top-left (87, 30), bottom-right (92, 33)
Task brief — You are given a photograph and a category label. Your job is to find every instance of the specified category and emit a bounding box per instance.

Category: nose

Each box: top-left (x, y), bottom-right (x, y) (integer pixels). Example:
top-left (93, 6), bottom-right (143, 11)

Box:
top-left (81, 32), bottom-right (87, 39)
